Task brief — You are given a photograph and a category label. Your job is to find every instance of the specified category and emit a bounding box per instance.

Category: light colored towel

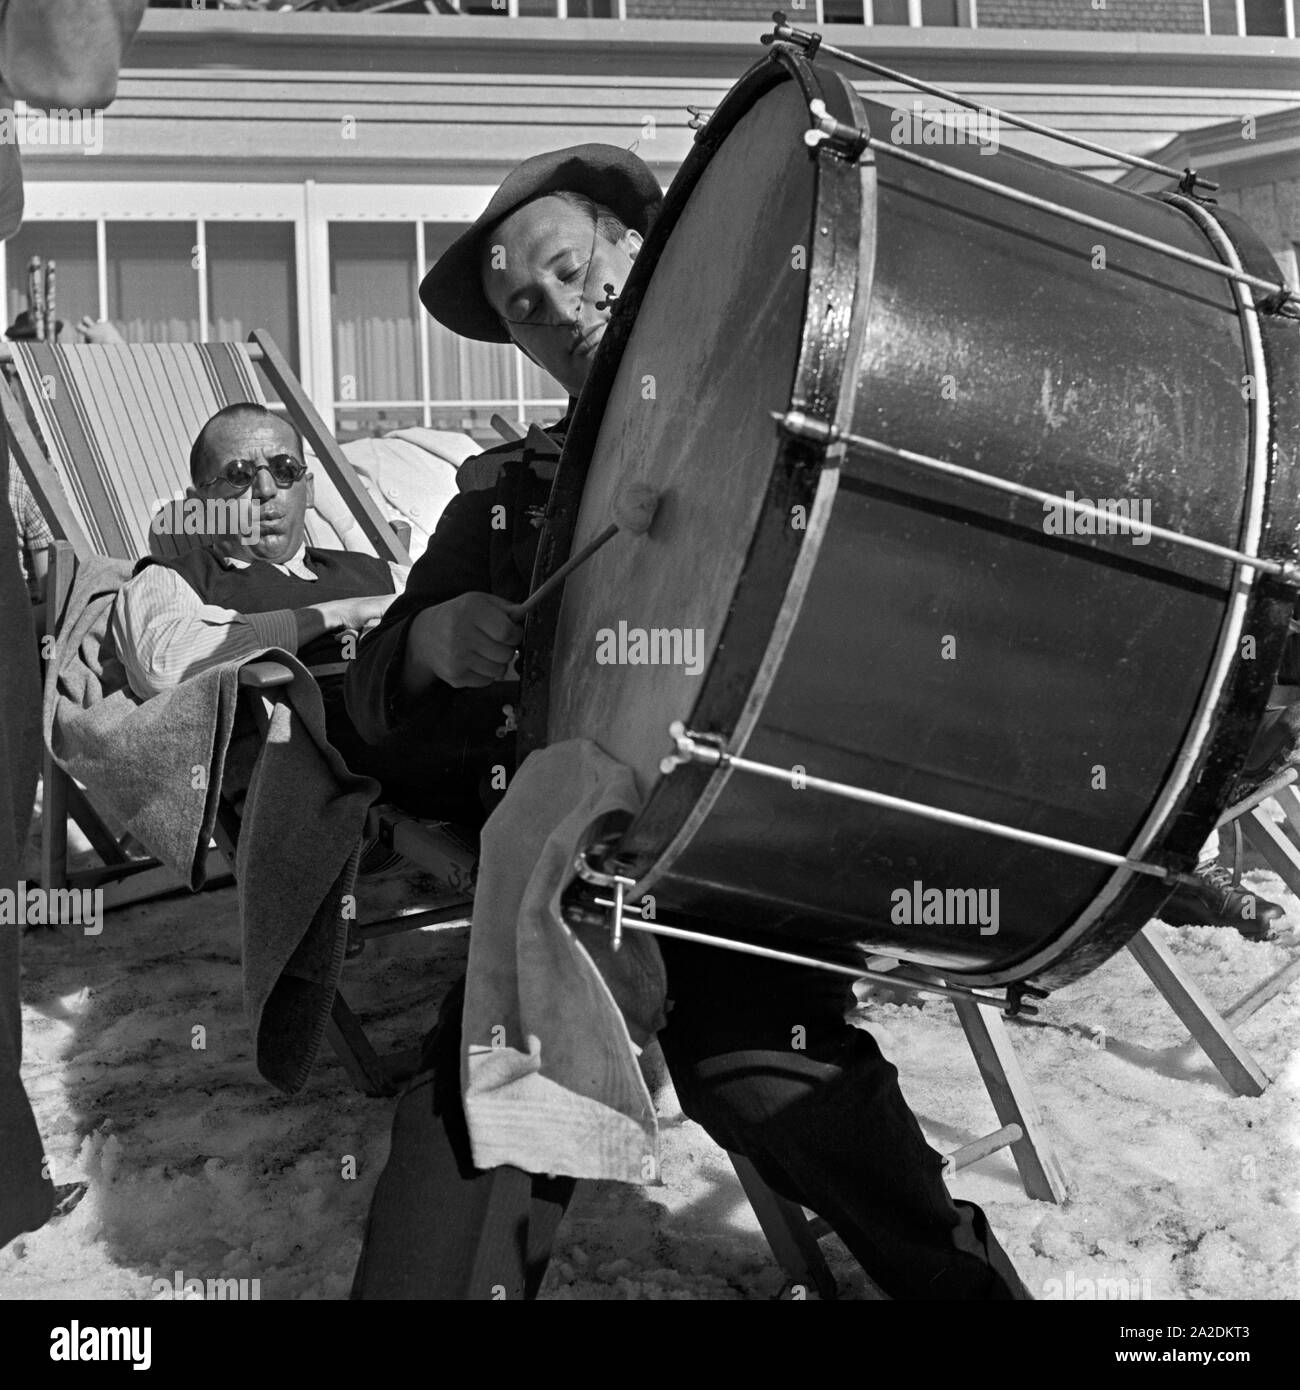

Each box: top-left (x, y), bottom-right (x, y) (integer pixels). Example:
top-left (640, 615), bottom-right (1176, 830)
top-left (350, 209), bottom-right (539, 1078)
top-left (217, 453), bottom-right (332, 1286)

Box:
top-left (462, 739), bottom-right (667, 1184)
top-left (44, 553), bottom-right (378, 1094)
top-left (308, 427), bottom-right (479, 558)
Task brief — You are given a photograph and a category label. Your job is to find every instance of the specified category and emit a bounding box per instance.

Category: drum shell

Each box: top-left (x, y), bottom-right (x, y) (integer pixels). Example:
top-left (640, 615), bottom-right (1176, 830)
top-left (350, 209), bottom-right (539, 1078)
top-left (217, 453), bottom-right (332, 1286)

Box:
top-left (524, 53), bottom-right (1300, 990)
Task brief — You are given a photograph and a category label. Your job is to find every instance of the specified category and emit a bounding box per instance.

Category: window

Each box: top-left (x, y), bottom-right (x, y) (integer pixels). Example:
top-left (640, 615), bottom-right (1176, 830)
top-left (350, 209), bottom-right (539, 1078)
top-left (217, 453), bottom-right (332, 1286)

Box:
top-left (206, 222), bottom-right (299, 368)
top-left (330, 222), bottom-right (421, 436)
top-left (436, 0), bottom-right (621, 15)
top-left (824, 0), bottom-right (972, 25)
top-left (4, 222), bottom-right (98, 338)
top-left (107, 222), bottom-right (200, 343)
top-left (327, 221), bottom-right (567, 447)
top-left (3, 217), bottom-right (300, 372)
top-left (1206, 0), bottom-right (1296, 35)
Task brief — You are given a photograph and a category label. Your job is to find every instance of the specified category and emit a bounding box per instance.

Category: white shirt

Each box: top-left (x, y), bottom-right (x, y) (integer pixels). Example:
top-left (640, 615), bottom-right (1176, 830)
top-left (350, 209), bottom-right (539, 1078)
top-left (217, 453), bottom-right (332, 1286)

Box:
top-left (111, 543), bottom-right (405, 700)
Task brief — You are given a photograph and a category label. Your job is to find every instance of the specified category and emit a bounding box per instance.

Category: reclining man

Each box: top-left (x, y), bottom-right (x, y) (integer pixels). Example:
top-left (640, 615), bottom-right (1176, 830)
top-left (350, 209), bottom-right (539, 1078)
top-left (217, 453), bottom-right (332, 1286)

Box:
top-left (341, 144), bottom-right (1034, 1301)
top-left (111, 402), bottom-right (425, 815)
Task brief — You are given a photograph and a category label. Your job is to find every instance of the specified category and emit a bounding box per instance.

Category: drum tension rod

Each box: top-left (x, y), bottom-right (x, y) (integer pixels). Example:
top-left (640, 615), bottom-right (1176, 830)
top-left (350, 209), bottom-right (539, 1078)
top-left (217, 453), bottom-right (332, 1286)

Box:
top-left (661, 720), bottom-right (1204, 892)
top-left (770, 410), bottom-right (1300, 589)
top-left (579, 893), bottom-right (1037, 1016)
top-left (763, 9), bottom-right (822, 59)
top-left (763, 10), bottom-right (1219, 197)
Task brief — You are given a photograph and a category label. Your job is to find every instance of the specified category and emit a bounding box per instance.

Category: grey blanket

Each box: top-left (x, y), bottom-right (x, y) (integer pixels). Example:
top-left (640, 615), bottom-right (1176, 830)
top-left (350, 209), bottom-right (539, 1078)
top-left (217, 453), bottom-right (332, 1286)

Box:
top-left (43, 554), bottom-right (379, 1094)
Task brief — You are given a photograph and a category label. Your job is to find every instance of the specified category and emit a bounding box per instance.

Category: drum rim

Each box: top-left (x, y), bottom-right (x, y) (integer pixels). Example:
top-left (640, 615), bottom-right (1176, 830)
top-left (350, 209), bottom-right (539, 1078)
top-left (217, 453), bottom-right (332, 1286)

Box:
top-left (520, 45), bottom-right (867, 853)
top-left (522, 55), bottom-right (1300, 992)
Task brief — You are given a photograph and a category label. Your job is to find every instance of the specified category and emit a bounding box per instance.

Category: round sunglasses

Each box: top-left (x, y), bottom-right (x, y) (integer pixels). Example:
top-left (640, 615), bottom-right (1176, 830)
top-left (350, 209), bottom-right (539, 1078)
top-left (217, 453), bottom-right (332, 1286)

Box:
top-left (196, 454), bottom-right (308, 495)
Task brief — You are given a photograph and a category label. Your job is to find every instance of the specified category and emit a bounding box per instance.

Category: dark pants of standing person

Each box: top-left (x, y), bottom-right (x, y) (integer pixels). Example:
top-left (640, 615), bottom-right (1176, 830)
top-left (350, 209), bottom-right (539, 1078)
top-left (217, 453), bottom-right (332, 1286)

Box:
top-left (350, 934), bottom-right (1031, 1301)
top-left (0, 422), bottom-right (55, 1249)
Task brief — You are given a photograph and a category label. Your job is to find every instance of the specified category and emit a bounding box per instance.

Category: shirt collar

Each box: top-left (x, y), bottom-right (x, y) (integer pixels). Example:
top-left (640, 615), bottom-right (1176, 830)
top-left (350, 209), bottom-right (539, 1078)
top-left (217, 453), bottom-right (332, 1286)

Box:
top-left (220, 542), bottom-right (316, 581)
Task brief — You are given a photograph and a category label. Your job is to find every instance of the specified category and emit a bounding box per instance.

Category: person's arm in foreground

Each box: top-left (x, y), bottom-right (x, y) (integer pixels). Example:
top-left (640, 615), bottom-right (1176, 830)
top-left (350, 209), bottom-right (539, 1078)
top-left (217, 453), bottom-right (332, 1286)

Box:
top-left (344, 483), bottom-right (519, 745)
top-left (111, 564), bottom-right (395, 698)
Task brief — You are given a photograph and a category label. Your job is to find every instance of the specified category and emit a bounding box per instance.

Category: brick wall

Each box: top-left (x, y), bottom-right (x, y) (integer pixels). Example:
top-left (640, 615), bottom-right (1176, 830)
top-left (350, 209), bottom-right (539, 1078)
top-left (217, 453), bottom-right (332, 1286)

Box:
top-left (973, 0), bottom-right (1205, 30)
top-left (623, 0), bottom-right (1208, 30)
top-left (625, 0), bottom-right (775, 19)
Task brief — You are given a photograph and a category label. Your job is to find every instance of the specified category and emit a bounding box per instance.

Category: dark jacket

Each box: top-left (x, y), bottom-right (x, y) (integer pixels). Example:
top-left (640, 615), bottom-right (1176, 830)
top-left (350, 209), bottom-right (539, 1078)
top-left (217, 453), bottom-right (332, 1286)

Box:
top-left (137, 546), bottom-right (394, 667)
top-left (343, 419), bottom-right (567, 822)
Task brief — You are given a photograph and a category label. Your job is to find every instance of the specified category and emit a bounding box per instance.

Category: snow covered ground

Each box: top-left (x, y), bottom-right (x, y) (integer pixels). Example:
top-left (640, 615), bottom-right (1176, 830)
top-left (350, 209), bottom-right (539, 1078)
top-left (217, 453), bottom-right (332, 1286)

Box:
top-left (4, 833), bottom-right (1298, 1301)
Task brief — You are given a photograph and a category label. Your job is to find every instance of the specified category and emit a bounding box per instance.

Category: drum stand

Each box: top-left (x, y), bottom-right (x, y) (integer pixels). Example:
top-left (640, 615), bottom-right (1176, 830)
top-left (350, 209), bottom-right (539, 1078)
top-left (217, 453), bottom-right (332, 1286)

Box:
top-left (571, 873), bottom-right (1071, 1299)
top-left (557, 719), bottom-right (1300, 1296)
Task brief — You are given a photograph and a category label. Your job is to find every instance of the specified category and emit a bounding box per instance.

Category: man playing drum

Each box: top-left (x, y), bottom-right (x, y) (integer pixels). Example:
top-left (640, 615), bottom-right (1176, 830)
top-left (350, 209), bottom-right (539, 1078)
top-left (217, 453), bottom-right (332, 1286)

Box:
top-left (342, 143), bottom-right (1041, 1301)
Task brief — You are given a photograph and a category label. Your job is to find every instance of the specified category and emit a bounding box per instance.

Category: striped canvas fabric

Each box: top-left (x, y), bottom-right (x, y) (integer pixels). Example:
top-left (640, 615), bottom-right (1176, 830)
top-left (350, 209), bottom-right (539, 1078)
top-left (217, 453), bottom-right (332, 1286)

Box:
top-left (8, 342), bottom-right (266, 562)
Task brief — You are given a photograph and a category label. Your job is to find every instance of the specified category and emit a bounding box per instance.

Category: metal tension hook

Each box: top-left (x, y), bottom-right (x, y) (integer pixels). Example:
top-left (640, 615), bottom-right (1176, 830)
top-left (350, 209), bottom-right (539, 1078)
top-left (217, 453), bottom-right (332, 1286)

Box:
top-left (574, 846), bottom-right (637, 952)
top-left (763, 9), bottom-right (822, 58)
top-left (804, 98), bottom-right (869, 159)
top-left (660, 720), bottom-right (729, 774)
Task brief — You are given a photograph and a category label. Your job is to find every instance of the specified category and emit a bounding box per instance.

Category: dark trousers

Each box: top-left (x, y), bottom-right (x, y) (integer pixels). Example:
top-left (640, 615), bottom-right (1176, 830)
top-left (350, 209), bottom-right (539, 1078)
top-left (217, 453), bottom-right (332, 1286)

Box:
top-left (350, 936), bottom-right (1030, 1301)
top-left (0, 424), bottom-right (54, 1248)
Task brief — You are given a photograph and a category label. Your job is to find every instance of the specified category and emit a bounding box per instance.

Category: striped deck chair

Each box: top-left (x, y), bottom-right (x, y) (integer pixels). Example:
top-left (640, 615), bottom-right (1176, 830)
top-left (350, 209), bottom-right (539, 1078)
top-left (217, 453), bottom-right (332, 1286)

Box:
top-left (1, 332), bottom-right (474, 1096)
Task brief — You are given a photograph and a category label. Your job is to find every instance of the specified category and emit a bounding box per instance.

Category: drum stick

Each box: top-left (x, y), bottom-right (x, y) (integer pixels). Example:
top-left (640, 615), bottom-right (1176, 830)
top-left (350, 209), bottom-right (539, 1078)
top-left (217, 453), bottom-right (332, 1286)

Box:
top-left (509, 483), bottom-right (660, 621)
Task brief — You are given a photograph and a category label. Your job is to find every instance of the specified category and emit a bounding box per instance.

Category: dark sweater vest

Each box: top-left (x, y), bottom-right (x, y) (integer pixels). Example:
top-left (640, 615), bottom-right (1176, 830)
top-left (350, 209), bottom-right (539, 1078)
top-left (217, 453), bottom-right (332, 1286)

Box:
top-left (137, 546), bottom-right (394, 667)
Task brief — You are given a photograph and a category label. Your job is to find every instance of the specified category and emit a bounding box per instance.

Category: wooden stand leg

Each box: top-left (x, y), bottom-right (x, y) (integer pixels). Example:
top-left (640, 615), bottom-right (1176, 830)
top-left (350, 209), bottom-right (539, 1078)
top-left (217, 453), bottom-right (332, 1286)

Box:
top-left (728, 1151), bottom-right (838, 1299)
top-left (1127, 926), bottom-right (1268, 1098)
top-left (1270, 784), bottom-right (1300, 855)
top-left (1241, 804), bottom-right (1300, 890)
top-left (951, 997), bottom-right (1069, 1205)
top-left (325, 992), bottom-right (399, 1098)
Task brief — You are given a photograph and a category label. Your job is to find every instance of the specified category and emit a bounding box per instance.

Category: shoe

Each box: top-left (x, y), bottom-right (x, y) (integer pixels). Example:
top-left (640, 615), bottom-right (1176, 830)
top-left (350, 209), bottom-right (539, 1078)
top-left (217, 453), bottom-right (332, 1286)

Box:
top-left (1160, 864), bottom-right (1282, 940)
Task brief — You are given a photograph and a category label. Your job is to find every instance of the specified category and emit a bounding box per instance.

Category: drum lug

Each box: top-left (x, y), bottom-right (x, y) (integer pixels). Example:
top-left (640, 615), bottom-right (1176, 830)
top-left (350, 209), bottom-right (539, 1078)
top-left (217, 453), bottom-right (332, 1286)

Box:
top-left (661, 720), bottom-right (729, 774)
top-left (762, 9), bottom-right (823, 60)
top-left (803, 98), bottom-right (870, 161)
top-left (771, 407), bottom-right (837, 449)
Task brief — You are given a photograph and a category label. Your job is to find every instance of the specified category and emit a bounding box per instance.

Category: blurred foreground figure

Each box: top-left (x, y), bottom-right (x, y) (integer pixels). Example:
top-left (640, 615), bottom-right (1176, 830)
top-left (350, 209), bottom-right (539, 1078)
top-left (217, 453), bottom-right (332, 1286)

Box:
top-left (0, 0), bottom-right (146, 1251)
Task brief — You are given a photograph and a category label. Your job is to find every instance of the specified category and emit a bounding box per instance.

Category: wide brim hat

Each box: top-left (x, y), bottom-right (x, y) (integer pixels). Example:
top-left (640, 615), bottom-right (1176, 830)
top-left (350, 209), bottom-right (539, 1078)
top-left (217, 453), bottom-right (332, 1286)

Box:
top-left (418, 143), bottom-right (663, 344)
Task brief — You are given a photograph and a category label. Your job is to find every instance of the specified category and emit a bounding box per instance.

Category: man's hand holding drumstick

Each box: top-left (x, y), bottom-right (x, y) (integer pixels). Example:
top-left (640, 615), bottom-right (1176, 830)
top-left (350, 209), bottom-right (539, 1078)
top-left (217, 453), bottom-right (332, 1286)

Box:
top-left (402, 482), bottom-right (660, 693)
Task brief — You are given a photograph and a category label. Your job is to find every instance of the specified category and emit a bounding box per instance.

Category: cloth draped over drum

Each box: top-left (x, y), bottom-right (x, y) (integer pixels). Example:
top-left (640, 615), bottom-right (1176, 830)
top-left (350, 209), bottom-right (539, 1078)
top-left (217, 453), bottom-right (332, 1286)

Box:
top-left (461, 739), bottom-right (668, 1183)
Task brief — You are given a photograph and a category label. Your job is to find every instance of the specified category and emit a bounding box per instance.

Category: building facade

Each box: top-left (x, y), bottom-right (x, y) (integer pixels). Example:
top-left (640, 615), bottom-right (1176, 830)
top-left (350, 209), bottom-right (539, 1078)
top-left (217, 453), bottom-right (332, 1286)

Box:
top-left (6, 4), bottom-right (1298, 445)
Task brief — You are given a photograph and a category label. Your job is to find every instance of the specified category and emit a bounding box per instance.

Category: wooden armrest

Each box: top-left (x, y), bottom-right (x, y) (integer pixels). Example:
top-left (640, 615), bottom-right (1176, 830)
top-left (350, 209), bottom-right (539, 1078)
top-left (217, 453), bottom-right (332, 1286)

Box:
top-left (238, 661), bottom-right (295, 690)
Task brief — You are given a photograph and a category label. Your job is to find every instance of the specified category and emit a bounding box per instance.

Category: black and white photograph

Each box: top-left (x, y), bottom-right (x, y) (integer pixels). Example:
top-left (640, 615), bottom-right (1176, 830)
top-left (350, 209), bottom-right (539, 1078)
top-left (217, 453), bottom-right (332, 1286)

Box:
top-left (0, 0), bottom-right (1297, 1346)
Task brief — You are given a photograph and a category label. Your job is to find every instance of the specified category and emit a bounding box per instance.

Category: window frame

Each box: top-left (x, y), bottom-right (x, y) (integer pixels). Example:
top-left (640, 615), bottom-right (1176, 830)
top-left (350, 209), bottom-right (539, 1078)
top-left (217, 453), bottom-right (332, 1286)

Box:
top-left (311, 184), bottom-right (569, 439)
top-left (818, 0), bottom-right (978, 24)
top-left (3, 180), bottom-right (311, 392)
top-left (0, 181), bottom-right (573, 438)
top-left (1203, 0), bottom-right (1297, 36)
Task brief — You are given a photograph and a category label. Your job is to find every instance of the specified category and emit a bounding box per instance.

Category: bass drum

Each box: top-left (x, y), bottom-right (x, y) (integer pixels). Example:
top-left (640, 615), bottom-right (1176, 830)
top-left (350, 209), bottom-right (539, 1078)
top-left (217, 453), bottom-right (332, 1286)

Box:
top-left (520, 45), bottom-right (1300, 991)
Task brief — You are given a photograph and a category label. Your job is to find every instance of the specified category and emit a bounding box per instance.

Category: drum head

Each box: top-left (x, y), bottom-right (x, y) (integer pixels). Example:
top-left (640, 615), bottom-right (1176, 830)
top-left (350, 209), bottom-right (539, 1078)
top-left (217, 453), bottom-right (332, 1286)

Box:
top-left (546, 77), bottom-right (816, 796)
